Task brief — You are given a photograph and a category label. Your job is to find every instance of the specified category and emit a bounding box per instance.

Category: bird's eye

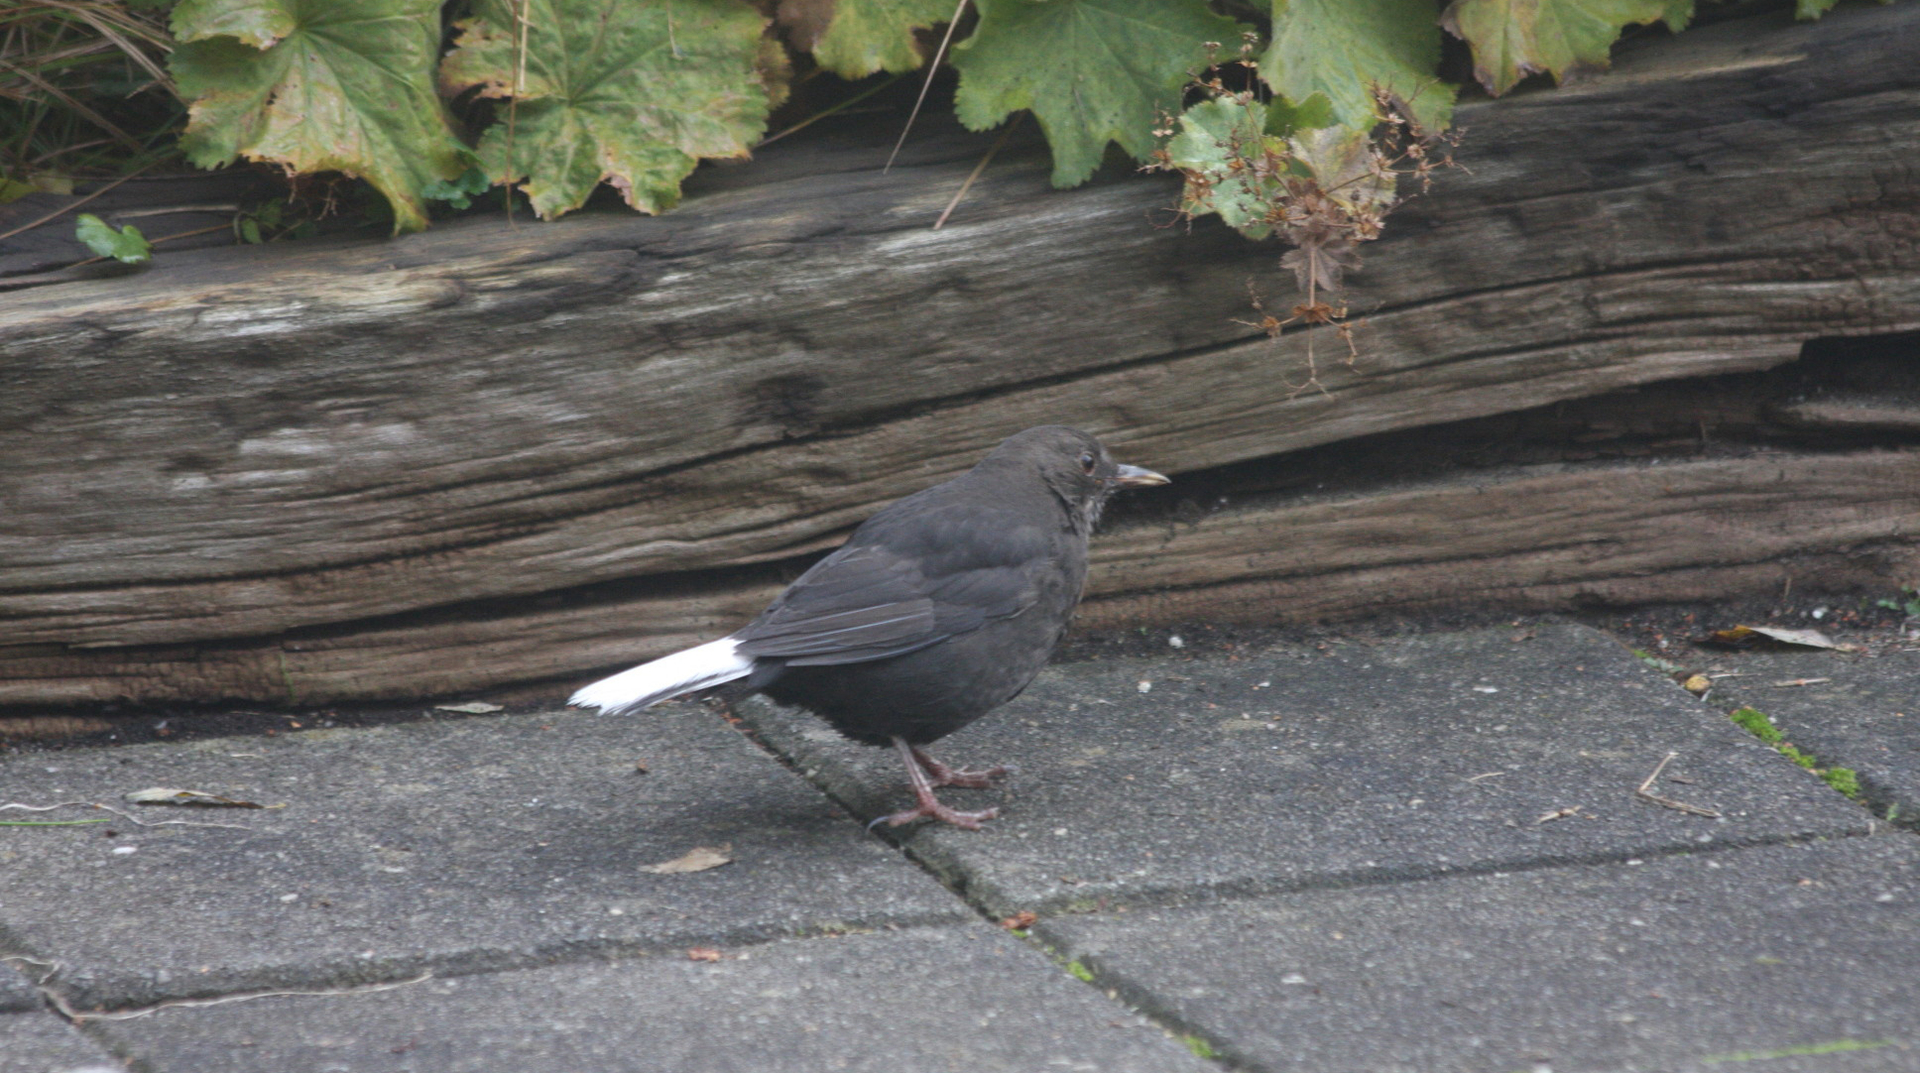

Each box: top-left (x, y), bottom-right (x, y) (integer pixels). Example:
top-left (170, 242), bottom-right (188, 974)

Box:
top-left (1079, 452), bottom-right (1096, 475)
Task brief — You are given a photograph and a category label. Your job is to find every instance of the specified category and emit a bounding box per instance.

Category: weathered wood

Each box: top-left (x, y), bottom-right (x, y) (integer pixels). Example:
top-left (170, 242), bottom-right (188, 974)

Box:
top-left (3, 5), bottom-right (1919, 704)
top-left (4, 446), bottom-right (1915, 706)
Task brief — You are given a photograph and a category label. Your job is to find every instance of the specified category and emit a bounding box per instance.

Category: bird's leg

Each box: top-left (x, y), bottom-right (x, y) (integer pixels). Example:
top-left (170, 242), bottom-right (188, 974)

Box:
top-left (908, 745), bottom-right (1011, 790)
top-left (880, 737), bottom-right (1001, 830)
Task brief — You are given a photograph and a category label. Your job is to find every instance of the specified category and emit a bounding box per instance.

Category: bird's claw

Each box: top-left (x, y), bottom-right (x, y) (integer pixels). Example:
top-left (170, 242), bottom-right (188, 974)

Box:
top-left (879, 803), bottom-right (1000, 830)
top-left (909, 746), bottom-right (1015, 789)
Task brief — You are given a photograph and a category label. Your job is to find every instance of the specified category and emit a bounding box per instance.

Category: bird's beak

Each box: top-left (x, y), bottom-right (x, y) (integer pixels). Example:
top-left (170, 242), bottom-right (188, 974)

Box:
top-left (1111, 463), bottom-right (1170, 489)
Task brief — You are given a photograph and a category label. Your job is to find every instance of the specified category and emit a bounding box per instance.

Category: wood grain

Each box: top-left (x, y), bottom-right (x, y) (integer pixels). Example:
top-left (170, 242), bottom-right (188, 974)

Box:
top-left (2, 5), bottom-right (1918, 703)
top-left (4, 448), bottom-right (1913, 705)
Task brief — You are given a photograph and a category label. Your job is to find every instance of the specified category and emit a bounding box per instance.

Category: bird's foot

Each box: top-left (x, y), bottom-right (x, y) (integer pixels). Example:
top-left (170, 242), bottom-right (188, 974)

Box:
top-left (879, 801), bottom-right (1001, 830)
top-left (909, 746), bottom-right (1014, 789)
top-left (880, 737), bottom-right (1004, 830)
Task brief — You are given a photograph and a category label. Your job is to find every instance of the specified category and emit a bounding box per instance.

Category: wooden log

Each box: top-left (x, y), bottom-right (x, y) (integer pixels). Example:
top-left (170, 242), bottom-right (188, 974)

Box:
top-left (4, 446), bottom-right (1914, 706)
top-left (2, 4), bottom-right (1919, 703)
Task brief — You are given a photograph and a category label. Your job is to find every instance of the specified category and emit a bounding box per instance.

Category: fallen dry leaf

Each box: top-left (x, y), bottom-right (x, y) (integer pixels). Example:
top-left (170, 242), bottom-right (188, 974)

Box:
top-left (1001, 911), bottom-right (1038, 930)
top-left (686, 947), bottom-right (723, 962)
top-left (124, 788), bottom-right (264, 809)
top-left (1681, 674), bottom-right (1712, 695)
top-left (641, 845), bottom-right (733, 875)
top-left (1709, 625), bottom-right (1855, 651)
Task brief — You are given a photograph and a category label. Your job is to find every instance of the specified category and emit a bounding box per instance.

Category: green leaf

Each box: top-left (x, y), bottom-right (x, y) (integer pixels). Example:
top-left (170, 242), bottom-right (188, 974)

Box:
top-left (1262, 0), bottom-right (1454, 133)
top-left (170, 0), bottom-right (470, 233)
top-left (1165, 97), bottom-right (1283, 239)
top-left (810, 0), bottom-right (956, 77)
top-left (170, 0), bottom-right (296, 49)
top-left (441, 0), bottom-right (772, 220)
top-left (953, 0), bottom-right (1248, 188)
top-left (75, 214), bottom-right (153, 264)
top-left (422, 165), bottom-right (494, 211)
top-left (1441, 0), bottom-right (1692, 97)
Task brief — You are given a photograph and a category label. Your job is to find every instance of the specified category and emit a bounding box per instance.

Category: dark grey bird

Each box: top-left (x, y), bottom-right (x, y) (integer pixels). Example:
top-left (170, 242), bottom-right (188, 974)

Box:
top-left (569, 426), bottom-right (1168, 829)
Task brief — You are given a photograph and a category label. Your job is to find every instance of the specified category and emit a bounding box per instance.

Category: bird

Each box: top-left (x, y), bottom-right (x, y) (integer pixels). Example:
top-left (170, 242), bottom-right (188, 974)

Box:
top-left (569, 426), bottom-right (1169, 829)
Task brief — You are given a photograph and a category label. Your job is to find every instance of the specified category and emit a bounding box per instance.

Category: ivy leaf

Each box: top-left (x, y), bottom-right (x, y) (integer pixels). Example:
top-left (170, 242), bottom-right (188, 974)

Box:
top-left (1262, 0), bottom-right (1454, 134)
top-left (1440, 0), bottom-right (1692, 96)
top-left (74, 214), bottom-right (153, 264)
top-left (441, 0), bottom-right (772, 220)
top-left (170, 0), bottom-right (469, 233)
top-left (953, 0), bottom-right (1248, 188)
top-left (784, 0), bottom-right (956, 77)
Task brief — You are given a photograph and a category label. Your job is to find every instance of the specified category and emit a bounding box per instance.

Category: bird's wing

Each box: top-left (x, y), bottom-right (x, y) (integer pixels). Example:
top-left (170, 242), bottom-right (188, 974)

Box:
top-left (735, 503), bottom-right (1052, 667)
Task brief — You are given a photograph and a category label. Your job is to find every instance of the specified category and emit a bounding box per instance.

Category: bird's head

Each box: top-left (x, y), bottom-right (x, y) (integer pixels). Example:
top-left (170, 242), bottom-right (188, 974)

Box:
top-left (987, 426), bottom-right (1169, 528)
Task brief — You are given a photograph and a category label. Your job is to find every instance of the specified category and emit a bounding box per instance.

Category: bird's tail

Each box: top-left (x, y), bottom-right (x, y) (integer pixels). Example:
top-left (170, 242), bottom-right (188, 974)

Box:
top-left (568, 636), bottom-right (753, 717)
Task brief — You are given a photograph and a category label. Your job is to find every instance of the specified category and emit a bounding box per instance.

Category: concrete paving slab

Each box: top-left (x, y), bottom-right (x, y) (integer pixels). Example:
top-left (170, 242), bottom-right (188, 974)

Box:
top-left (1, 959), bottom-right (44, 1012)
top-left (0, 1010), bottom-right (123, 1073)
top-left (739, 625), bottom-right (1874, 916)
top-left (94, 922), bottom-right (1213, 1073)
top-left (1039, 834), bottom-right (1920, 1073)
top-left (0, 707), bottom-right (967, 1011)
top-left (1703, 647), bottom-right (1919, 823)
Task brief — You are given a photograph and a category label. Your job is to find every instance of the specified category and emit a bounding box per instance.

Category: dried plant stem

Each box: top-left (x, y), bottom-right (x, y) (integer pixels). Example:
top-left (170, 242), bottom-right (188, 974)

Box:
top-left (933, 111), bottom-right (1020, 230)
top-left (885, 0), bottom-right (970, 173)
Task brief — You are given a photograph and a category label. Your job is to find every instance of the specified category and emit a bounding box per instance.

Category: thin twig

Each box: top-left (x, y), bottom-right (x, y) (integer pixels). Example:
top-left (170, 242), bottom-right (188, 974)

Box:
top-left (758, 73), bottom-right (907, 148)
top-left (885, 0), bottom-right (970, 173)
top-left (504, 0), bottom-right (531, 228)
top-left (60, 221), bottom-right (233, 270)
top-left (47, 972), bottom-right (434, 1022)
top-left (0, 818), bottom-right (111, 827)
top-left (0, 163), bottom-right (152, 244)
top-left (1633, 752), bottom-right (1721, 818)
top-left (108, 203), bottom-right (242, 219)
top-left (932, 111), bottom-right (1020, 230)
top-left (2, 800), bottom-right (251, 831)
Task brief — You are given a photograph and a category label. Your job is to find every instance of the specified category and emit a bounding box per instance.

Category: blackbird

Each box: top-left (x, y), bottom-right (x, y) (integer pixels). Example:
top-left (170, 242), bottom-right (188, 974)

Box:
top-left (569, 426), bottom-right (1168, 829)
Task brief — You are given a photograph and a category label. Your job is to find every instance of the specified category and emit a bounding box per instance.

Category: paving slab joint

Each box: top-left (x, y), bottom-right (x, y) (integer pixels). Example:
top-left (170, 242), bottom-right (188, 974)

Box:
top-left (718, 698), bottom-right (1256, 1068)
top-left (984, 825), bottom-right (1890, 922)
top-left (1715, 699), bottom-right (1909, 828)
top-left (11, 915), bottom-right (968, 1022)
top-left (1018, 939), bottom-right (1255, 1073)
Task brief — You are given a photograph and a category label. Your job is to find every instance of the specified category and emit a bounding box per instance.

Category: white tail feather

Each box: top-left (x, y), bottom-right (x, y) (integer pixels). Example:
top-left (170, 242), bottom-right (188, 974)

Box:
top-left (568, 637), bottom-right (752, 716)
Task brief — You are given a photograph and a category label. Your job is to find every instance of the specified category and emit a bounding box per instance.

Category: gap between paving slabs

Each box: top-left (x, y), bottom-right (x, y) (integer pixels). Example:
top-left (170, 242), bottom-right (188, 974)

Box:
top-left (1686, 645), bottom-right (1920, 830)
top-left (730, 623), bottom-right (1904, 1071)
top-left (1033, 834), bottom-right (1920, 1073)
top-left (0, 622), bottom-right (1889, 1070)
top-left (0, 695), bottom-right (1225, 1073)
top-left (0, 700), bottom-right (978, 1015)
top-left (81, 922), bottom-right (1223, 1073)
top-left (0, 957), bottom-right (125, 1073)
top-left (733, 623), bottom-right (1877, 921)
